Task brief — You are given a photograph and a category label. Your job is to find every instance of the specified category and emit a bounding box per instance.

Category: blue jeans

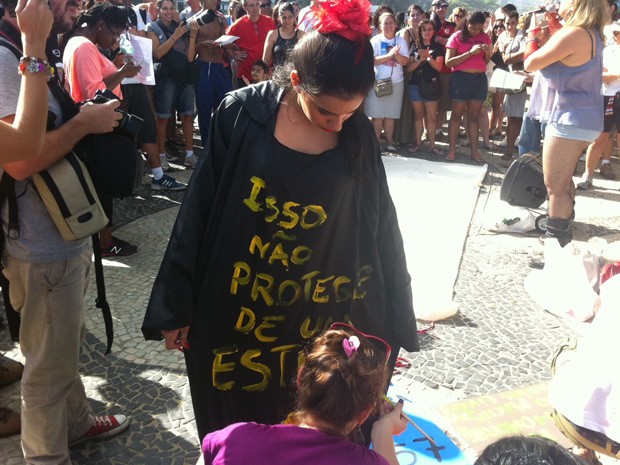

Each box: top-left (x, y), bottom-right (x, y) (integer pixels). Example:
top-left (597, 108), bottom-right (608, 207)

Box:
top-left (195, 61), bottom-right (232, 146)
top-left (518, 114), bottom-right (546, 156)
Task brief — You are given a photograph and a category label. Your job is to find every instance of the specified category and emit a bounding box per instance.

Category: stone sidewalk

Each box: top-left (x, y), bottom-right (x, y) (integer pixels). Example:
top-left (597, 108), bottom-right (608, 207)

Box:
top-left (0, 140), bottom-right (619, 464)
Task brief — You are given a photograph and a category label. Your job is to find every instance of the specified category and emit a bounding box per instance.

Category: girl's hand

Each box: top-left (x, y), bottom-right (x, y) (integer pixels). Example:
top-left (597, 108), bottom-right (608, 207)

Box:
top-left (469, 44), bottom-right (484, 55)
top-left (376, 400), bottom-right (408, 436)
top-left (189, 19), bottom-right (200, 32)
top-left (162, 326), bottom-right (191, 351)
top-left (16, 0), bottom-right (53, 52)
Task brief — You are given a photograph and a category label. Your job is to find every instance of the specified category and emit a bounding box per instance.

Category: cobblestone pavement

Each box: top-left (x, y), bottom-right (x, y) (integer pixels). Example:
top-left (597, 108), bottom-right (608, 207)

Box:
top-left (0, 137), bottom-right (619, 464)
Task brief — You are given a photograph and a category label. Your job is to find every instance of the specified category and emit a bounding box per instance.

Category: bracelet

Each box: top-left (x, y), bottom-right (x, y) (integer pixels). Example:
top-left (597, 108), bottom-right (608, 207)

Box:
top-left (190, 35), bottom-right (197, 39)
top-left (18, 57), bottom-right (54, 81)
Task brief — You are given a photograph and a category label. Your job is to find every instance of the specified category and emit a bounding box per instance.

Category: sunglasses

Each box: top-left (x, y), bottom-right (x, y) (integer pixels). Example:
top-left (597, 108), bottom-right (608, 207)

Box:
top-left (260, 3), bottom-right (270, 7)
top-left (329, 322), bottom-right (392, 361)
top-left (432, 3), bottom-right (449, 8)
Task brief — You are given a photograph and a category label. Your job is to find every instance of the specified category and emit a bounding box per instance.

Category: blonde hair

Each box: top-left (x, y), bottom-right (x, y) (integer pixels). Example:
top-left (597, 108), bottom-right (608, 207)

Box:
top-left (449, 6), bottom-right (467, 22)
top-left (564, 0), bottom-right (609, 40)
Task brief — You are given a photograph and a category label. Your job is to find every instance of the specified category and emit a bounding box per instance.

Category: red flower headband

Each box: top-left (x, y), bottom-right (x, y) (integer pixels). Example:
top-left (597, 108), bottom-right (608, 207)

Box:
top-left (313, 0), bottom-right (372, 63)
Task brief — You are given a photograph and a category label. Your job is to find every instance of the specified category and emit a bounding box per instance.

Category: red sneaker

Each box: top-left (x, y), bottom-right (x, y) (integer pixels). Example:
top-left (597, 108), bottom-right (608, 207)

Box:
top-left (69, 415), bottom-right (130, 446)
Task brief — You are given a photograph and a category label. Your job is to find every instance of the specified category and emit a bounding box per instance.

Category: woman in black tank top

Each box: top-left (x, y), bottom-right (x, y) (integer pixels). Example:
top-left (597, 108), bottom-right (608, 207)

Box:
top-left (263, 2), bottom-right (304, 69)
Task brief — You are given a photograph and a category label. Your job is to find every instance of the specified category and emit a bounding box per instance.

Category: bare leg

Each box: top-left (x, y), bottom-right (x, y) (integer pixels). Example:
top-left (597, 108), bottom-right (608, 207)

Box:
top-left (181, 115), bottom-right (194, 152)
top-left (479, 105), bottom-right (490, 147)
top-left (467, 100), bottom-right (483, 160)
top-left (384, 118), bottom-right (396, 146)
top-left (489, 91), bottom-right (505, 136)
top-left (448, 101), bottom-right (467, 156)
top-left (412, 102), bottom-right (425, 147)
top-left (372, 118), bottom-right (384, 143)
top-left (156, 117), bottom-right (170, 155)
top-left (504, 116), bottom-right (523, 158)
top-left (425, 101), bottom-right (439, 149)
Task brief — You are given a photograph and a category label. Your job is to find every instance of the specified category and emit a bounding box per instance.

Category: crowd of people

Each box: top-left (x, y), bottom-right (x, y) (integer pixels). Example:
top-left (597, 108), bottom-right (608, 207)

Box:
top-left (0, 0), bottom-right (619, 463)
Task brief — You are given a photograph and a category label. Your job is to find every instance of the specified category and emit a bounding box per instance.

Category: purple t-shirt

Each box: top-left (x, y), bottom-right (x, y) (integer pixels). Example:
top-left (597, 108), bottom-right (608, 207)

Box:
top-left (202, 422), bottom-right (391, 465)
top-left (446, 30), bottom-right (491, 72)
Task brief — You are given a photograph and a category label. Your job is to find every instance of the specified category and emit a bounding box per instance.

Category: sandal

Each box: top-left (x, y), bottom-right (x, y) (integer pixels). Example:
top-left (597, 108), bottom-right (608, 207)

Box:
top-left (445, 151), bottom-right (456, 162)
top-left (429, 146), bottom-right (443, 156)
top-left (471, 152), bottom-right (484, 163)
top-left (408, 144), bottom-right (421, 154)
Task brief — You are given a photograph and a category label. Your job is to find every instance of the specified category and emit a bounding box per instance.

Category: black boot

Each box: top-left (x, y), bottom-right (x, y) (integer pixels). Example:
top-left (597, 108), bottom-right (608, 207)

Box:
top-left (545, 216), bottom-right (573, 248)
top-left (528, 216), bottom-right (572, 269)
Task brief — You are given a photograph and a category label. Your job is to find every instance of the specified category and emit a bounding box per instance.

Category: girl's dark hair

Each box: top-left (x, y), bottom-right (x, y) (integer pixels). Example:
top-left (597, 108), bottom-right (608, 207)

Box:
top-left (277, 2), bottom-right (295, 18)
top-left (417, 19), bottom-right (435, 45)
top-left (395, 11), bottom-right (406, 30)
top-left (294, 329), bottom-right (389, 432)
top-left (61, 2), bottom-right (129, 50)
top-left (273, 31), bottom-right (374, 175)
top-left (459, 11), bottom-right (486, 42)
top-left (474, 436), bottom-right (585, 465)
top-left (372, 4), bottom-right (394, 29)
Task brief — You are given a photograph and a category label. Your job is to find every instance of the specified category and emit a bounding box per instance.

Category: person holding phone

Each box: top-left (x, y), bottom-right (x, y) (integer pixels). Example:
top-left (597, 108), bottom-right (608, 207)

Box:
top-left (444, 11), bottom-right (492, 162)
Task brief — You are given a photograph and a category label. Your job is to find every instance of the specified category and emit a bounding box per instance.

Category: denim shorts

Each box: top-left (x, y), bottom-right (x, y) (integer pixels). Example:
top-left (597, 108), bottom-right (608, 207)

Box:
top-left (154, 78), bottom-right (195, 119)
top-left (449, 71), bottom-right (488, 102)
top-left (408, 84), bottom-right (432, 103)
top-left (545, 123), bottom-right (600, 143)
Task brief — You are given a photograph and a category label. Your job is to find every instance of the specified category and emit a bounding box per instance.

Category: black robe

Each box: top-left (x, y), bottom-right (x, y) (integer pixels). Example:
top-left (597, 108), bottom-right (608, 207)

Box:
top-left (142, 81), bottom-right (419, 439)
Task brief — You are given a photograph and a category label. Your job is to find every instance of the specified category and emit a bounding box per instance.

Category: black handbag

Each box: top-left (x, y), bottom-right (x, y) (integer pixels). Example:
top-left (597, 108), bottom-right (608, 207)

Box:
top-left (419, 62), bottom-right (442, 100)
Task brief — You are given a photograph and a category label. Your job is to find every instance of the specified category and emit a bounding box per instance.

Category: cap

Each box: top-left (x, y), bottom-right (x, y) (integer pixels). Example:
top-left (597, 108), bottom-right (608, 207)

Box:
top-left (610, 20), bottom-right (620, 33)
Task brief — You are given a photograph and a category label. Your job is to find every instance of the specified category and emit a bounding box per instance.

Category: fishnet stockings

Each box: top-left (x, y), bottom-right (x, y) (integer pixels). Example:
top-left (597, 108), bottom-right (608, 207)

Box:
top-left (542, 135), bottom-right (590, 219)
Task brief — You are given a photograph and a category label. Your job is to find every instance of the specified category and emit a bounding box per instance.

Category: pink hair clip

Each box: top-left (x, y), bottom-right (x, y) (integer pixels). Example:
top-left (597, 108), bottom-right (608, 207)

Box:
top-left (342, 335), bottom-right (360, 357)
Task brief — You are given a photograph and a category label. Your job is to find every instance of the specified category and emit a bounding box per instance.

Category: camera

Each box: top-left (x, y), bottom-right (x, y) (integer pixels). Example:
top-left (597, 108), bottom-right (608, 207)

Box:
top-left (87, 89), bottom-right (144, 139)
top-left (193, 9), bottom-right (217, 26)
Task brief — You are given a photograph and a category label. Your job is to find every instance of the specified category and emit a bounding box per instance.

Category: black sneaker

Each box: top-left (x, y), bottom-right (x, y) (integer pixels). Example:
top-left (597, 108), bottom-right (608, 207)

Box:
top-left (100, 237), bottom-right (138, 257)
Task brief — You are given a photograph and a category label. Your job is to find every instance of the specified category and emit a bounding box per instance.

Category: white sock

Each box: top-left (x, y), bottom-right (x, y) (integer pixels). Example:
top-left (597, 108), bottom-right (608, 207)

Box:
top-left (152, 167), bottom-right (164, 180)
top-left (186, 150), bottom-right (194, 159)
top-left (601, 160), bottom-right (610, 165)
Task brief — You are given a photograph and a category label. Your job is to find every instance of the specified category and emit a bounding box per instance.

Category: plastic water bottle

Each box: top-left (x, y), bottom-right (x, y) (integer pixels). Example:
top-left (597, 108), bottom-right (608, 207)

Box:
top-left (119, 35), bottom-right (134, 63)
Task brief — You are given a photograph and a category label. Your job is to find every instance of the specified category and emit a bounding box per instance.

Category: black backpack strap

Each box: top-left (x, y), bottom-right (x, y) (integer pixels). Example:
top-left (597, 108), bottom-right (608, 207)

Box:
top-left (0, 173), bottom-right (21, 341)
top-left (91, 234), bottom-right (113, 354)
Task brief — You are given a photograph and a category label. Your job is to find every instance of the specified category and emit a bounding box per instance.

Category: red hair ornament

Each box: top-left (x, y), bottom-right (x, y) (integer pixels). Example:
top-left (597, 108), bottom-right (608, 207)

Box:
top-left (313, 0), bottom-right (372, 63)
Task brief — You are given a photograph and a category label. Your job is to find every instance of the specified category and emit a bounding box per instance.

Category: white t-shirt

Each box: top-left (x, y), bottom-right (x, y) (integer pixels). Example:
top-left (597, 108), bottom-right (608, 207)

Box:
top-left (370, 34), bottom-right (409, 83)
top-left (549, 274), bottom-right (620, 444)
top-left (603, 44), bottom-right (620, 96)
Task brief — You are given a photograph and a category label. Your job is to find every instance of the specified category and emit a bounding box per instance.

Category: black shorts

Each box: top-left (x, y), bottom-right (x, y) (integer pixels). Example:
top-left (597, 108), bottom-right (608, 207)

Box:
top-left (121, 83), bottom-right (158, 145)
top-left (603, 94), bottom-right (620, 133)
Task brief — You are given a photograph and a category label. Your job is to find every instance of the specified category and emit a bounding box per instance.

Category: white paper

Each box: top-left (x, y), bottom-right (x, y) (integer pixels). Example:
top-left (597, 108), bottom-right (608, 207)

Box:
top-left (121, 34), bottom-right (156, 86)
top-left (214, 35), bottom-right (239, 46)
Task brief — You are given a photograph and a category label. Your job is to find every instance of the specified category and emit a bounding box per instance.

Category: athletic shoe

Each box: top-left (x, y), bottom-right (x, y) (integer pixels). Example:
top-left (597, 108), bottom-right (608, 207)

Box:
top-left (151, 174), bottom-right (187, 191)
top-left (69, 415), bottom-right (131, 446)
top-left (165, 153), bottom-right (179, 162)
top-left (600, 163), bottom-right (615, 180)
top-left (185, 156), bottom-right (198, 169)
top-left (576, 175), bottom-right (592, 190)
top-left (100, 236), bottom-right (138, 257)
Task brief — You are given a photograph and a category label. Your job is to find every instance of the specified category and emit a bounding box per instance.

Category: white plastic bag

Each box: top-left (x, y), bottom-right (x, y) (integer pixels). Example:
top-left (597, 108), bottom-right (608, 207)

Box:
top-left (489, 206), bottom-right (536, 234)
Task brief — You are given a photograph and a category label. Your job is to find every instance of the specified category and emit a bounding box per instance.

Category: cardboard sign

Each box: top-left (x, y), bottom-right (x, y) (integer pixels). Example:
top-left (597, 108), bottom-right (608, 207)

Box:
top-left (436, 382), bottom-right (571, 454)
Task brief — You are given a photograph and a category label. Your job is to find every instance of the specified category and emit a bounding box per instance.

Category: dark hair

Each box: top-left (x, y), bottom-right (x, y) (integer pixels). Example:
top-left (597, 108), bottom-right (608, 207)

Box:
top-left (372, 4), bottom-right (394, 29)
top-left (396, 11), bottom-right (406, 29)
top-left (459, 11), bottom-right (486, 42)
top-left (252, 59), bottom-right (269, 73)
top-left (502, 3), bottom-right (517, 13)
top-left (417, 19), bottom-right (436, 45)
top-left (506, 11), bottom-right (519, 22)
top-left (278, 2), bottom-right (294, 17)
top-left (273, 31), bottom-right (374, 175)
top-left (474, 436), bottom-right (586, 465)
top-left (61, 2), bottom-right (129, 50)
top-left (293, 328), bottom-right (389, 432)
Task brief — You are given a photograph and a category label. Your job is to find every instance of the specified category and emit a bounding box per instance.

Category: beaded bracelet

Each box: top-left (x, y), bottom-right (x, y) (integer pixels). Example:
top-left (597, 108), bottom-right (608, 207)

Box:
top-left (18, 57), bottom-right (55, 81)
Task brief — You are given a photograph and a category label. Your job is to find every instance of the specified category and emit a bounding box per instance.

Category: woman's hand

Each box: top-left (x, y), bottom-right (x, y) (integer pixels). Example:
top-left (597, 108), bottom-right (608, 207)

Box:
top-left (120, 61), bottom-right (142, 78)
top-left (162, 326), bottom-right (191, 351)
top-left (469, 44), bottom-right (486, 56)
top-left (189, 19), bottom-right (200, 33)
top-left (388, 44), bottom-right (401, 57)
top-left (172, 24), bottom-right (189, 41)
top-left (419, 48), bottom-right (430, 60)
top-left (16, 0), bottom-right (53, 56)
